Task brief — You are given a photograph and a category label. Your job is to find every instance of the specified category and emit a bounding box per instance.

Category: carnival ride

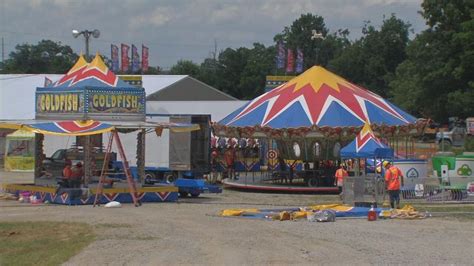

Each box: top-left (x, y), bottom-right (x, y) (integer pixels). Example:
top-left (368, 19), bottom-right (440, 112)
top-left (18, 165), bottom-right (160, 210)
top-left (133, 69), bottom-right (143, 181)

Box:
top-left (213, 66), bottom-right (423, 192)
top-left (0, 54), bottom-right (198, 205)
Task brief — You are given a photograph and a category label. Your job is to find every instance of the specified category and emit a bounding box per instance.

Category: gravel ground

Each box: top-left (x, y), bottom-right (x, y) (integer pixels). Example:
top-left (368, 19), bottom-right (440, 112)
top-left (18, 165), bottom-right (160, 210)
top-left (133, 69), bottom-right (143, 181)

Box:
top-left (1, 189), bottom-right (473, 265)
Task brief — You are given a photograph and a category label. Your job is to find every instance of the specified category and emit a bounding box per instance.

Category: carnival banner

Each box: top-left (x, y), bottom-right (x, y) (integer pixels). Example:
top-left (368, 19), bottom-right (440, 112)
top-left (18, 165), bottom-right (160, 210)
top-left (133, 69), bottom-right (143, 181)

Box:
top-left (276, 42), bottom-right (285, 69)
top-left (296, 47), bottom-right (304, 73)
top-left (142, 44), bottom-right (149, 72)
top-left (286, 48), bottom-right (294, 73)
top-left (121, 44), bottom-right (130, 73)
top-left (111, 44), bottom-right (119, 73)
top-left (132, 44), bottom-right (140, 73)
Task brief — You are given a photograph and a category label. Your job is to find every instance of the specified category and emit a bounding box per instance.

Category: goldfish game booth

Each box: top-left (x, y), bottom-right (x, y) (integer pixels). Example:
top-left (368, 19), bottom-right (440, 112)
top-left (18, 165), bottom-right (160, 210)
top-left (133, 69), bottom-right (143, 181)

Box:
top-left (0, 54), bottom-right (197, 205)
top-left (213, 66), bottom-right (424, 193)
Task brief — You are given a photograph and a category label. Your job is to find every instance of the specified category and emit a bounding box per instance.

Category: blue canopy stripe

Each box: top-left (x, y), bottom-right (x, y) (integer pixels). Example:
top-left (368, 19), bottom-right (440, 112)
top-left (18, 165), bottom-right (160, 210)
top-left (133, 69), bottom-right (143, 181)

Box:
top-left (218, 66), bottom-right (417, 130)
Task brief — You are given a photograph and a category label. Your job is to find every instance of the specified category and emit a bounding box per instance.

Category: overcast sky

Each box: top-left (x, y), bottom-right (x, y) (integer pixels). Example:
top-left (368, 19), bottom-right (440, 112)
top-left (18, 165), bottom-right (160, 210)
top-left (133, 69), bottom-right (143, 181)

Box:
top-left (0, 0), bottom-right (426, 70)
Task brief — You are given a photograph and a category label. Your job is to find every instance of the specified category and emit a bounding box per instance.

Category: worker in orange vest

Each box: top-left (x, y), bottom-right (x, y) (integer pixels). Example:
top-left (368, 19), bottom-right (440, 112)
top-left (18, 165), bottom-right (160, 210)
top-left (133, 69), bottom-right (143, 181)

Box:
top-left (383, 161), bottom-right (404, 209)
top-left (334, 164), bottom-right (348, 198)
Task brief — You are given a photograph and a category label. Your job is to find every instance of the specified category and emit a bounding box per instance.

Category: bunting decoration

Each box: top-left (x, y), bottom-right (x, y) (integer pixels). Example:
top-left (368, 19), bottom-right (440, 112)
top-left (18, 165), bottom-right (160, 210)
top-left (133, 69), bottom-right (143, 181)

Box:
top-left (132, 44), bottom-right (140, 73)
top-left (142, 44), bottom-right (149, 72)
top-left (110, 44), bottom-right (119, 73)
top-left (295, 48), bottom-right (304, 73)
top-left (286, 48), bottom-right (294, 73)
top-left (276, 42), bottom-right (285, 69)
top-left (121, 44), bottom-right (130, 73)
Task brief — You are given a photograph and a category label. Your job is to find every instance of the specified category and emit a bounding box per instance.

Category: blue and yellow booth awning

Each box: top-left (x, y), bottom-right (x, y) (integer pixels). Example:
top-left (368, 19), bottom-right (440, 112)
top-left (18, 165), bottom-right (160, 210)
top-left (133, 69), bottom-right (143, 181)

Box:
top-left (0, 120), bottom-right (199, 136)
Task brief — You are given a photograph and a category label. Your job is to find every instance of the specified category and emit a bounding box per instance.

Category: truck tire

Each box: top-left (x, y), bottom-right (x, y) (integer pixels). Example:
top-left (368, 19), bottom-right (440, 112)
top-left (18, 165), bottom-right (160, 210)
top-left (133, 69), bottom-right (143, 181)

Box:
top-left (179, 191), bottom-right (189, 197)
top-left (190, 192), bottom-right (200, 198)
top-left (307, 177), bottom-right (319, 187)
top-left (438, 139), bottom-right (452, 149)
top-left (166, 174), bottom-right (176, 183)
top-left (144, 172), bottom-right (156, 184)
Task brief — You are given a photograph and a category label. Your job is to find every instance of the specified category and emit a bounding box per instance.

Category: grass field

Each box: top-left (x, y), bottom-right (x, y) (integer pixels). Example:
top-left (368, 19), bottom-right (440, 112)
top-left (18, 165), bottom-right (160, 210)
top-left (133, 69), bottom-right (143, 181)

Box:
top-left (0, 221), bottom-right (95, 266)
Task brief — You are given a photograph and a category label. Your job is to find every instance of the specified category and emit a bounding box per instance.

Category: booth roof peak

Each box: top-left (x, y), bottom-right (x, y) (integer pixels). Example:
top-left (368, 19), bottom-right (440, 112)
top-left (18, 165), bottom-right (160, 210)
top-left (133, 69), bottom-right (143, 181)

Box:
top-left (55, 52), bottom-right (124, 88)
top-left (66, 54), bottom-right (88, 75)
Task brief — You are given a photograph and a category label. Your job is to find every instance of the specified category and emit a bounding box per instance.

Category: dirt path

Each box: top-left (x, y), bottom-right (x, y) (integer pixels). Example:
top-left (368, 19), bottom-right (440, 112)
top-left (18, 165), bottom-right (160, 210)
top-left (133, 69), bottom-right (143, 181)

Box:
top-left (1, 190), bottom-right (473, 265)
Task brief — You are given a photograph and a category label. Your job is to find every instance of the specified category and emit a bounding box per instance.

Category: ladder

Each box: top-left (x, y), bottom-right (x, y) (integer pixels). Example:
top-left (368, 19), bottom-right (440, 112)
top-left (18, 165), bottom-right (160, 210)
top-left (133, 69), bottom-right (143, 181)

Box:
top-left (93, 130), bottom-right (141, 207)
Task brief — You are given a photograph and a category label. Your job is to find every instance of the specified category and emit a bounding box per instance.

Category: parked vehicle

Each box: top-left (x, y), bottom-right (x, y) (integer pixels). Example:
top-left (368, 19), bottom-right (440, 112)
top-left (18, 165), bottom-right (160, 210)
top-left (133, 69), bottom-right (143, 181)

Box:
top-left (467, 117), bottom-right (474, 136)
top-left (418, 119), bottom-right (440, 142)
top-left (119, 114), bottom-right (221, 197)
top-left (436, 126), bottom-right (467, 147)
top-left (43, 148), bottom-right (115, 177)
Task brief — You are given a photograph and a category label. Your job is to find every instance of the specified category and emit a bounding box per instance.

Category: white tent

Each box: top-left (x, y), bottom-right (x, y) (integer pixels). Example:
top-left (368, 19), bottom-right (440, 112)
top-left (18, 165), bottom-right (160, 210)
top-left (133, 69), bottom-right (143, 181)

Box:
top-left (0, 74), bottom-right (247, 167)
top-left (0, 74), bottom-right (187, 119)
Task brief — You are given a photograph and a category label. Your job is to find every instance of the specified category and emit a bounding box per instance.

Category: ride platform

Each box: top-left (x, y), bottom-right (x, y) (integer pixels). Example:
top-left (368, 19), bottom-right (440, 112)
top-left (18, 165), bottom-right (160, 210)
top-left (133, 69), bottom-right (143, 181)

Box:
top-left (222, 176), bottom-right (339, 193)
top-left (1, 184), bottom-right (178, 205)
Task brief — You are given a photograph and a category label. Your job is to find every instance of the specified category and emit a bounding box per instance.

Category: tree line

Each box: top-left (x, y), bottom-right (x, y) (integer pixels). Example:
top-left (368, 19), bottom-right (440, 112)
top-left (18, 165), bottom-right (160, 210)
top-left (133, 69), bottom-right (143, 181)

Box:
top-left (1, 1), bottom-right (472, 123)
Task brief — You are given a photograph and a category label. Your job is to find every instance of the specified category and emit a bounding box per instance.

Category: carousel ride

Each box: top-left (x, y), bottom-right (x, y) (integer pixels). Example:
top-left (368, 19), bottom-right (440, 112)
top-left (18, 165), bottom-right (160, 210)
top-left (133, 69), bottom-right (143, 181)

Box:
top-left (213, 66), bottom-right (424, 192)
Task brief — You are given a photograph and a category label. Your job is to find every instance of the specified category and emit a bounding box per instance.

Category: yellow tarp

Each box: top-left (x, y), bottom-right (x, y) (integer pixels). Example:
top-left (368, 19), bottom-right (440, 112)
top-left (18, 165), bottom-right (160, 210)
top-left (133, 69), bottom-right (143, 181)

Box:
top-left (219, 204), bottom-right (353, 220)
top-left (390, 205), bottom-right (429, 219)
top-left (220, 208), bottom-right (260, 216)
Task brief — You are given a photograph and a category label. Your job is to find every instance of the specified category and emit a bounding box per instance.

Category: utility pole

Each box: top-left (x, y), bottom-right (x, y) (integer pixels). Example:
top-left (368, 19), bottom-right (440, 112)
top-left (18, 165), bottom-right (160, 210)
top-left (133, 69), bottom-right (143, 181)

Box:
top-left (1, 37), bottom-right (4, 64)
top-left (213, 39), bottom-right (217, 61)
top-left (72, 29), bottom-right (100, 60)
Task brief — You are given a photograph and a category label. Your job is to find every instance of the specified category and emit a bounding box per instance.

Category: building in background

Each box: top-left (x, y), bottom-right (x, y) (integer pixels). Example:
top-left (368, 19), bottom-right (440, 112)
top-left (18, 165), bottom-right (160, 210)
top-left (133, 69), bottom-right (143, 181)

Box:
top-left (0, 74), bottom-right (246, 168)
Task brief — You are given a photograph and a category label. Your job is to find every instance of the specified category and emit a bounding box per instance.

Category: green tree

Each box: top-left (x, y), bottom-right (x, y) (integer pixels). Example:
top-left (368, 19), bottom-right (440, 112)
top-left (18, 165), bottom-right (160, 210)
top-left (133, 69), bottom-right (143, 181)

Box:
top-left (1, 40), bottom-right (77, 74)
top-left (198, 58), bottom-right (219, 88)
top-left (329, 15), bottom-right (411, 97)
top-left (142, 66), bottom-right (162, 75)
top-left (239, 43), bottom-right (276, 99)
top-left (390, 1), bottom-right (474, 121)
top-left (169, 60), bottom-right (200, 78)
top-left (274, 13), bottom-right (350, 71)
top-left (215, 47), bottom-right (251, 99)
top-left (212, 43), bottom-right (276, 100)
top-left (274, 13), bottom-right (329, 70)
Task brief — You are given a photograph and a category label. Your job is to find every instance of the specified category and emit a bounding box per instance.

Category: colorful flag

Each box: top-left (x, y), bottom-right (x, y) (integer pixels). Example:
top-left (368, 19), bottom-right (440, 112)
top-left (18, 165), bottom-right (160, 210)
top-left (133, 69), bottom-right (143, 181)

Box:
top-left (121, 44), bottom-right (130, 73)
top-left (276, 42), bottom-right (285, 69)
top-left (44, 77), bottom-right (52, 87)
top-left (111, 44), bottom-right (119, 73)
top-left (286, 48), bottom-right (294, 73)
top-left (131, 44), bottom-right (140, 73)
top-left (295, 47), bottom-right (304, 73)
top-left (142, 45), bottom-right (149, 72)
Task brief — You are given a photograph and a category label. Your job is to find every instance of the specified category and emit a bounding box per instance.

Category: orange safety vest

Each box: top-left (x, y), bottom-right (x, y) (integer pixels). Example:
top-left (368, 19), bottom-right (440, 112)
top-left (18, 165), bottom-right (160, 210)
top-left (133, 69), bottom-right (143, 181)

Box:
top-left (335, 168), bottom-right (348, 184)
top-left (385, 166), bottom-right (403, 190)
top-left (63, 166), bottom-right (72, 180)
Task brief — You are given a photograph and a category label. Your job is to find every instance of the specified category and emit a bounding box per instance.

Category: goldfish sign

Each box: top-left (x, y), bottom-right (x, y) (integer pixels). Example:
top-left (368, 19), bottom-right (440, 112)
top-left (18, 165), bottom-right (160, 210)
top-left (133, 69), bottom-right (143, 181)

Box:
top-left (36, 89), bottom-right (145, 121)
top-left (38, 93), bottom-right (82, 112)
top-left (91, 94), bottom-right (139, 112)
